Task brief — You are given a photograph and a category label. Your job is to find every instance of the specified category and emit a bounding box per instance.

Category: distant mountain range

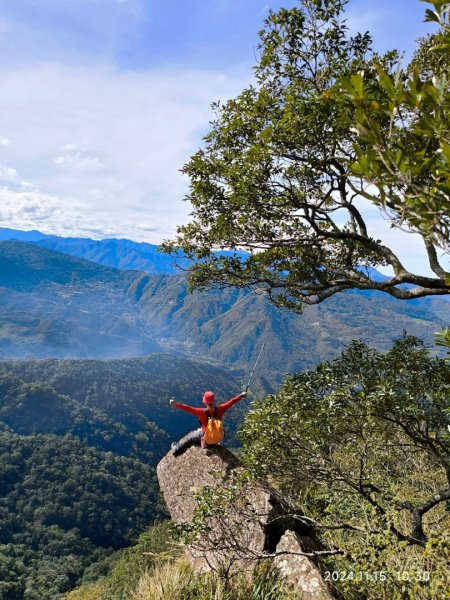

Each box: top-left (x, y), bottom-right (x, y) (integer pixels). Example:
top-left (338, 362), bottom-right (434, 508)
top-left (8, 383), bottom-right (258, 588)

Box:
top-left (0, 239), bottom-right (161, 359)
top-left (0, 227), bottom-right (449, 597)
top-left (0, 226), bottom-right (188, 274)
top-left (0, 232), bottom-right (448, 386)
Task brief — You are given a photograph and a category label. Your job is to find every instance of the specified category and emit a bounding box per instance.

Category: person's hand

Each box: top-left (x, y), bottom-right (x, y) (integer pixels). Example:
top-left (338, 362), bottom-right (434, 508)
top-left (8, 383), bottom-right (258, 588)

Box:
top-left (240, 391), bottom-right (247, 399)
top-left (169, 398), bottom-right (177, 408)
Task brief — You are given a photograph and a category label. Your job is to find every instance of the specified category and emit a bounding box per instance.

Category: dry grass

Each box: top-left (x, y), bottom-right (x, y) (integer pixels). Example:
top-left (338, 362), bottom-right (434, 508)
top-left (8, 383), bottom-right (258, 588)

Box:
top-left (130, 559), bottom-right (203, 600)
top-left (130, 557), bottom-right (296, 600)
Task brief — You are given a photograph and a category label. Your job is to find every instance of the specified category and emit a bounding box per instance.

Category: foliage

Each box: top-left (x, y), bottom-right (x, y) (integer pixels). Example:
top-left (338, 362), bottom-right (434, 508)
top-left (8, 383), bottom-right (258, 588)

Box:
top-left (94, 521), bottom-right (179, 600)
top-left (436, 326), bottom-right (450, 357)
top-left (0, 430), bottom-right (162, 598)
top-left (164, 0), bottom-right (449, 311)
top-left (66, 523), bottom-right (296, 600)
top-left (0, 369), bottom-right (165, 463)
top-left (64, 582), bottom-right (111, 600)
top-left (129, 558), bottom-right (295, 600)
top-left (335, 0), bottom-right (450, 254)
top-left (64, 521), bottom-right (179, 600)
top-left (238, 336), bottom-right (450, 598)
top-left (0, 353), bottom-right (247, 444)
top-left (0, 352), bottom-right (253, 598)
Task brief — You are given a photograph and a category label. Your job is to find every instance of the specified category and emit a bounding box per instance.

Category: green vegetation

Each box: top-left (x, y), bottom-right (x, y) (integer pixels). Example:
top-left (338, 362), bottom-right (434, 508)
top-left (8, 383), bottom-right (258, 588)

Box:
top-left (0, 353), bottom-right (248, 598)
top-left (0, 431), bottom-right (161, 599)
top-left (436, 327), bottom-right (450, 357)
top-left (72, 521), bottom-right (179, 600)
top-left (238, 336), bottom-right (450, 598)
top-left (164, 0), bottom-right (449, 310)
top-left (1, 2), bottom-right (449, 598)
top-left (0, 353), bottom-right (249, 441)
top-left (337, 0), bottom-right (450, 250)
top-left (122, 559), bottom-right (296, 600)
top-left (65, 521), bottom-right (297, 600)
top-left (0, 237), bottom-right (448, 388)
top-left (0, 369), bottom-right (165, 463)
top-left (68, 336), bottom-right (449, 600)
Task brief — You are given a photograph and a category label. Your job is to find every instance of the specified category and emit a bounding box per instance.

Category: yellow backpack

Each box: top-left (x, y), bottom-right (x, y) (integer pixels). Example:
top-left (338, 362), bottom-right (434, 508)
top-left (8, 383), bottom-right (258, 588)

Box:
top-left (204, 407), bottom-right (224, 445)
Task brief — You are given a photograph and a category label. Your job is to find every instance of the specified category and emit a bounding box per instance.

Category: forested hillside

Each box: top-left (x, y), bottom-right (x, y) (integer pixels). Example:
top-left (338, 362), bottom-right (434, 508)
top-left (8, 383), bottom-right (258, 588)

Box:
top-left (0, 431), bottom-right (160, 599)
top-left (0, 353), bottom-right (252, 598)
top-left (0, 353), bottom-right (256, 438)
top-left (64, 337), bottom-right (450, 600)
top-left (0, 0), bottom-right (449, 596)
top-left (137, 275), bottom-right (450, 385)
top-left (0, 240), bottom-right (448, 385)
top-left (0, 240), bottom-right (159, 359)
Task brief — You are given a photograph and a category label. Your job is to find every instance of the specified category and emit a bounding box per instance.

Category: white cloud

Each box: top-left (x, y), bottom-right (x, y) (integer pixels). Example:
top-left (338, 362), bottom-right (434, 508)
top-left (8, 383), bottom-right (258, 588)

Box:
top-left (0, 165), bottom-right (18, 181)
top-left (0, 137), bottom-right (10, 146)
top-left (0, 63), bottom-right (248, 243)
top-left (53, 144), bottom-right (104, 171)
top-left (0, 184), bottom-right (150, 239)
top-left (0, 60), bottom-right (444, 278)
top-left (0, 186), bottom-right (62, 223)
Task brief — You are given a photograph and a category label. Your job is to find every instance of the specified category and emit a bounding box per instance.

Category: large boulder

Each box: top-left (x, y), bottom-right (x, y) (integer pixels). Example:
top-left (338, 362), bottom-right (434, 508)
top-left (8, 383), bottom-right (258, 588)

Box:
top-left (273, 531), bottom-right (334, 600)
top-left (157, 445), bottom-right (334, 598)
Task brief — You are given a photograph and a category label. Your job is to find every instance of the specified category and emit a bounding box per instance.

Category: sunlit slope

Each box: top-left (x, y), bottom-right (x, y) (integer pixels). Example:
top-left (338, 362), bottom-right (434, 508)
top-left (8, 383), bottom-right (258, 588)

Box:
top-left (137, 275), bottom-right (450, 385)
top-left (0, 240), bottom-right (448, 385)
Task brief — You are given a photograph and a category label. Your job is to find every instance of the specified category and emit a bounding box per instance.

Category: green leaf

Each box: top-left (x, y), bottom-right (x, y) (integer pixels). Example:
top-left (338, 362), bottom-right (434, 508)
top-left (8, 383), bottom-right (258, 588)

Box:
top-left (424, 8), bottom-right (441, 23)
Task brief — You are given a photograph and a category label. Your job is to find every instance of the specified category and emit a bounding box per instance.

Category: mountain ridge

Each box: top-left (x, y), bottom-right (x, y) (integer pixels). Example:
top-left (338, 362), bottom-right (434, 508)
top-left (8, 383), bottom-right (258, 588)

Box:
top-left (0, 226), bottom-right (187, 274)
top-left (0, 238), bottom-right (447, 385)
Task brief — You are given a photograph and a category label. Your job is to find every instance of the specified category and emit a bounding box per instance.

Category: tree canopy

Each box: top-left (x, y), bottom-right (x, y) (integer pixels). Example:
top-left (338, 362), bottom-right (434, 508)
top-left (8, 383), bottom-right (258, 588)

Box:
top-left (164, 0), bottom-right (450, 312)
top-left (338, 0), bottom-right (450, 254)
top-left (238, 336), bottom-right (450, 598)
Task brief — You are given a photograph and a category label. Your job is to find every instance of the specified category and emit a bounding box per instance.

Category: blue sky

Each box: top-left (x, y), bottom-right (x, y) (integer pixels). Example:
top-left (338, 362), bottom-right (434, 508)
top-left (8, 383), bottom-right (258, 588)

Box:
top-left (0, 0), bottom-right (445, 276)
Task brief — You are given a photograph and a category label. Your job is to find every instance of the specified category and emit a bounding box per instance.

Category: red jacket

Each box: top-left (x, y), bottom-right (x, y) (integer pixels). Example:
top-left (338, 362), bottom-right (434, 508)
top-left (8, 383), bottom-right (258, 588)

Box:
top-left (173, 394), bottom-right (243, 432)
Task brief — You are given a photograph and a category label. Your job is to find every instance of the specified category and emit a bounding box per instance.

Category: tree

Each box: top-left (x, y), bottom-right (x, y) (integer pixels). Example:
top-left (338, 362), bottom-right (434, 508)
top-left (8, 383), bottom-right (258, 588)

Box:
top-left (338, 0), bottom-right (450, 255)
top-left (164, 0), bottom-right (449, 312)
top-left (238, 336), bottom-right (450, 598)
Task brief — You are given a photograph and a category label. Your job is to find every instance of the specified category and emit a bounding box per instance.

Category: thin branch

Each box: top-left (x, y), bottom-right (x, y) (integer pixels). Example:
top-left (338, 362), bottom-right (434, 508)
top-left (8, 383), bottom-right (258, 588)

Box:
top-left (424, 239), bottom-right (448, 279)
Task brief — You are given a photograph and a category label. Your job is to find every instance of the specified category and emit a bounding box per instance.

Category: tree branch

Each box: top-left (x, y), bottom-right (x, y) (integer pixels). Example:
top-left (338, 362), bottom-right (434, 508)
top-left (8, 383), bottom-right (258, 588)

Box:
top-left (398, 487), bottom-right (450, 543)
top-left (424, 239), bottom-right (449, 279)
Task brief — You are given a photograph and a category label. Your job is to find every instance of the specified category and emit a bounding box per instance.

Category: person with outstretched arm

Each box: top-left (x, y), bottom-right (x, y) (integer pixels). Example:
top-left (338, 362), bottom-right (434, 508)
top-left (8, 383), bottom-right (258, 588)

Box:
top-left (169, 390), bottom-right (247, 456)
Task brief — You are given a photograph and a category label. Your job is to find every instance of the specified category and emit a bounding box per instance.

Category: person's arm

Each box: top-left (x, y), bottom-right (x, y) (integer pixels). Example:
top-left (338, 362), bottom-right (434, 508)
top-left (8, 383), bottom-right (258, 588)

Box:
top-left (217, 392), bottom-right (247, 417)
top-left (169, 398), bottom-right (205, 418)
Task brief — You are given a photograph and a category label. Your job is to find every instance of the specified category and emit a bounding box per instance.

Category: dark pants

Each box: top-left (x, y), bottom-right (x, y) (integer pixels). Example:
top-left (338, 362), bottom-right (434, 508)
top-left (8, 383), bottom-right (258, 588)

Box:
top-left (171, 428), bottom-right (203, 456)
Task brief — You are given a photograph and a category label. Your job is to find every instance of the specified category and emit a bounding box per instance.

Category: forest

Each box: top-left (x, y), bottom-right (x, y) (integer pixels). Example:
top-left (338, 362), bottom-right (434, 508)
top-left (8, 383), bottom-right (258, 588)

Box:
top-left (66, 336), bottom-right (450, 600)
top-left (0, 354), bottom-right (249, 598)
top-left (0, 0), bottom-right (449, 598)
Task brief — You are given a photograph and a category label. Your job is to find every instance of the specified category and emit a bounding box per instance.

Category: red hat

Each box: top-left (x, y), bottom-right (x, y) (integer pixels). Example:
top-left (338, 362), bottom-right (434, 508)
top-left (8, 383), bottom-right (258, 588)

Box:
top-left (202, 391), bottom-right (215, 405)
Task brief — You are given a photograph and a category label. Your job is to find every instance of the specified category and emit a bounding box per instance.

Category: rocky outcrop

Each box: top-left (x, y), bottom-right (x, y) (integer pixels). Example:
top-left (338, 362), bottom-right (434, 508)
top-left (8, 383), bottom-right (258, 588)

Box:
top-left (157, 445), bottom-right (334, 598)
top-left (273, 531), bottom-right (333, 600)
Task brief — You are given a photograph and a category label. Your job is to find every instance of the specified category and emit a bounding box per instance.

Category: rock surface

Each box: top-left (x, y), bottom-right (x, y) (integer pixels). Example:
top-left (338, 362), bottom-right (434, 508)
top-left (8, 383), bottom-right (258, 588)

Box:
top-left (157, 445), bottom-right (241, 526)
top-left (273, 531), bottom-right (333, 599)
top-left (157, 445), bottom-right (334, 598)
top-left (157, 445), bottom-right (268, 573)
